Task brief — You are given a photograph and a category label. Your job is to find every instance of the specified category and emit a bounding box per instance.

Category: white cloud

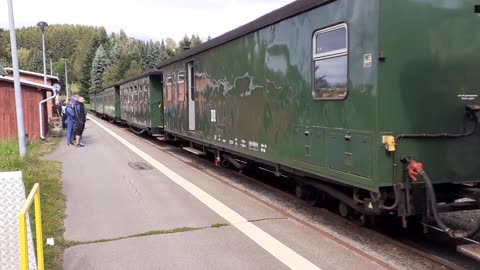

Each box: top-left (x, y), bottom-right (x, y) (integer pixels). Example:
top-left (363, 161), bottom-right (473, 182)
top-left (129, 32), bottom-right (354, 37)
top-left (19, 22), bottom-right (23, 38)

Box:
top-left (1, 0), bottom-right (294, 42)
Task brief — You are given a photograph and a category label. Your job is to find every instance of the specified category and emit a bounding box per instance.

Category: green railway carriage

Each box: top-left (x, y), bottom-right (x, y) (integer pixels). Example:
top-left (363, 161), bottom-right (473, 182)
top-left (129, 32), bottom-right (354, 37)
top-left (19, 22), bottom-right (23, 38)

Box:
top-left (118, 70), bottom-right (163, 134)
top-left (95, 88), bottom-right (106, 116)
top-left (159, 0), bottom-right (480, 230)
top-left (96, 85), bottom-right (121, 121)
top-left (89, 92), bottom-right (97, 112)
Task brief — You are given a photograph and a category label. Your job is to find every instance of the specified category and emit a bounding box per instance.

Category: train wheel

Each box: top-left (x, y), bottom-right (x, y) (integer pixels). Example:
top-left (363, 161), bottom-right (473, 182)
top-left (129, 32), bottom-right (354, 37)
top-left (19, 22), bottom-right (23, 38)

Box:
top-left (354, 214), bottom-right (375, 227)
top-left (338, 202), bottom-right (351, 218)
top-left (295, 185), bottom-right (319, 206)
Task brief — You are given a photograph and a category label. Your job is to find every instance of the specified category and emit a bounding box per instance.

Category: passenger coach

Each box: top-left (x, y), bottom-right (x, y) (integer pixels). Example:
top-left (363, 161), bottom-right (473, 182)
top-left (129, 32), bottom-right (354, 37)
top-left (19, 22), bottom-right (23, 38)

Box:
top-left (157, 0), bottom-right (480, 239)
top-left (89, 0), bottom-right (480, 250)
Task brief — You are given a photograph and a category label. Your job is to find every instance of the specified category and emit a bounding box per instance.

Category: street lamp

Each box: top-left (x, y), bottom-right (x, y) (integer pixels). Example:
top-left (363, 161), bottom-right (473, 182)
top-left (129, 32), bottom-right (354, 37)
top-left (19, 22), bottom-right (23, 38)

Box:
top-left (36, 21), bottom-right (48, 85)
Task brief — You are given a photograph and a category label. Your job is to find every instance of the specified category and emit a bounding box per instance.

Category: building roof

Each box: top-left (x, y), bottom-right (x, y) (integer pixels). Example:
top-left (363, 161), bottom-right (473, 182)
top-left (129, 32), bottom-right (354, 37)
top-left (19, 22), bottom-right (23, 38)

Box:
top-left (156, 0), bottom-right (333, 69)
top-left (4, 68), bottom-right (59, 81)
top-left (0, 76), bottom-right (54, 91)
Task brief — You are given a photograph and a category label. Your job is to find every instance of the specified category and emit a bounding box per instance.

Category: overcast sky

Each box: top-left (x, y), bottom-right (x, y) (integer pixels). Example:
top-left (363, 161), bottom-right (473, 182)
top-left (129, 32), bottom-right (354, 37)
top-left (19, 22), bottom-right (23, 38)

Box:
top-left (1, 0), bottom-right (295, 42)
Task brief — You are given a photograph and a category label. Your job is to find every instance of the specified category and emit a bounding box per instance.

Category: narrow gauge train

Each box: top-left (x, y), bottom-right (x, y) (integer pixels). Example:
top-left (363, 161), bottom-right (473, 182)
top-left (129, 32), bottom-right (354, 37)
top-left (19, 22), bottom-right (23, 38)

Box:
top-left (90, 0), bottom-right (480, 257)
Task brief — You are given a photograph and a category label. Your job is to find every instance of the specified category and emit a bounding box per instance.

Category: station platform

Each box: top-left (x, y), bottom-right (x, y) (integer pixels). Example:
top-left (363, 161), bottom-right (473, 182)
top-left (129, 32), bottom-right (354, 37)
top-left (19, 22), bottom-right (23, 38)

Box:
top-left (45, 114), bottom-right (393, 270)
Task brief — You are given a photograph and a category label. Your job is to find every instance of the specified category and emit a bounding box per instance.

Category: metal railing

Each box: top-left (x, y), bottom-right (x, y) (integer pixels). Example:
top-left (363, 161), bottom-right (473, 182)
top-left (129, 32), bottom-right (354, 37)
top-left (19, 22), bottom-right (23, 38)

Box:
top-left (18, 183), bottom-right (44, 270)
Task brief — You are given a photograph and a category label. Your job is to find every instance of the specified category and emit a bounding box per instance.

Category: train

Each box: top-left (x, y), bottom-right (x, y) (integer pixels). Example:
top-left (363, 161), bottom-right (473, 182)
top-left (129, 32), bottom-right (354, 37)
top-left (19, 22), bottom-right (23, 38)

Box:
top-left (90, 0), bottom-right (480, 256)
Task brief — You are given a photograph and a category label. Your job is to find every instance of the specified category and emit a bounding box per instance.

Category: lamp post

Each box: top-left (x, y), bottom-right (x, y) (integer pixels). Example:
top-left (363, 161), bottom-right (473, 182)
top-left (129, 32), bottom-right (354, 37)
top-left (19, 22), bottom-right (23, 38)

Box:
top-left (37, 21), bottom-right (48, 85)
top-left (7, 0), bottom-right (27, 157)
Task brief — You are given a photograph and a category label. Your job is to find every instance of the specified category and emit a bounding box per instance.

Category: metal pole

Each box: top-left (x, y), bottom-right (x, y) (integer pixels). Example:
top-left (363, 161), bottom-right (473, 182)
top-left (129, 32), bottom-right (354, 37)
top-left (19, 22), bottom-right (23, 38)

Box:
top-left (50, 58), bottom-right (52, 76)
top-left (41, 31), bottom-right (46, 85)
top-left (7, 0), bottom-right (27, 157)
top-left (65, 61), bottom-right (68, 101)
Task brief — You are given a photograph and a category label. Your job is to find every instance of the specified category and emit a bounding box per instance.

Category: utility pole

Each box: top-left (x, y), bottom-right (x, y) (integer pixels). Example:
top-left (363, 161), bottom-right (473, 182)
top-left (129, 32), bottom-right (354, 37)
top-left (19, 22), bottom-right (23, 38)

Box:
top-left (7, 0), bottom-right (27, 157)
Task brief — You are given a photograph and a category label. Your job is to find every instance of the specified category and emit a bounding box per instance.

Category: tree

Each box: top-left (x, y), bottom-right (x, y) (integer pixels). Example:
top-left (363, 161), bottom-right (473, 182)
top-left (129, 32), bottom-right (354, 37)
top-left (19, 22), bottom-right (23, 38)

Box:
top-left (165, 38), bottom-right (176, 51)
top-left (17, 48), bottom-right (31, 69)
top-left (177, 34), bottom-right (191, 54)
top-left (89, 44), bottom-right (109, 92)
top-left (125, 60), bottom-right (142, 78)
top-left (101, 63), bottom-right (119, 87)
top-left (159, 39), bottom-right (169, 61)
top-left (28, 49), bottom-right (43, 73)
top-left (143, 40), bottom-right (161, 70)
top-left (190, 34), bottom-right (202, 48)
top-left (0, 29), bottom-right (11, 61)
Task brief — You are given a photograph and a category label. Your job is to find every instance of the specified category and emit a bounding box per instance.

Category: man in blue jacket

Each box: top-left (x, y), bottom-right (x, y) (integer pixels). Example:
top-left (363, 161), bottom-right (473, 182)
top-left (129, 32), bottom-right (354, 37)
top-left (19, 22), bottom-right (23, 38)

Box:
top-left (65, 99), bottom-right (76, 145)
top-left (73, 96), bottom-right (86, 147)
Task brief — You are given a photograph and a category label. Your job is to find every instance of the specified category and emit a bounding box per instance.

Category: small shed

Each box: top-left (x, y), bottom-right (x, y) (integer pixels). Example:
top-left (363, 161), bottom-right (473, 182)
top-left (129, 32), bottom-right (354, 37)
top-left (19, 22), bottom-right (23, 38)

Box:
top-left (0, 76), bottom-right (52, 141)
top-left (4, 68), bottom-right (59, 118)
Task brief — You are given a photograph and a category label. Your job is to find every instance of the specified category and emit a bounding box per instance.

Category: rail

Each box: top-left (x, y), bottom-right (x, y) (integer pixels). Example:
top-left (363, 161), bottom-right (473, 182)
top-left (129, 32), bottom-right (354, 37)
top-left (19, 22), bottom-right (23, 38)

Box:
top-left (18, 183), bottom-right (44, 270)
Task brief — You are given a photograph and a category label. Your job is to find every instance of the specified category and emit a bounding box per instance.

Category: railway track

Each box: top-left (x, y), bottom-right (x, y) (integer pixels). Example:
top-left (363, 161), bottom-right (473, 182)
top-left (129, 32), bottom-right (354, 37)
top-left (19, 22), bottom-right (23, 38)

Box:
top-left (94, 117), bottom-right (479, 269)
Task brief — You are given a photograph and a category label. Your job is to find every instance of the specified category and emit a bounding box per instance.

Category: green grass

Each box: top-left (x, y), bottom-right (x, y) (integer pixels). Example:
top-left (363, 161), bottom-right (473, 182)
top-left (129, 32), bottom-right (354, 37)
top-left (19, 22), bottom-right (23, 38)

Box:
top-left (64, 223), bottom-right (232, 248)
top-left (0, 139), bottom-right (65, 270)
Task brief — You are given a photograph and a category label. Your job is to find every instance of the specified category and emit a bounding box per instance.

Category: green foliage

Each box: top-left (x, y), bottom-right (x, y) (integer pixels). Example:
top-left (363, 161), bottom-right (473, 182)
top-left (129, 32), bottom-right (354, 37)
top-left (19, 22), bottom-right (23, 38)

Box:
top-left (143, 40), bottom-right (161, 70)
top-left (165, 37), bottom-right (176, 51)
top-left (0, 57), bottom-right (10, 69)
top-left (17, 47), bottom-right (31, 69)
top-left (90, 45), bottom-right (109, 92)
top-left (27, 49), bottom-right (43, 73)
top-left (191, 34), bottom-right (203, 48)
top-left (101, 63), bottom-right (119, 87)
top-left (0, 28), bottom-right (11, 62)
top-left (125, 60), bottom-right (142, 78)
top-left (0, 25), bottom-right (204, 93)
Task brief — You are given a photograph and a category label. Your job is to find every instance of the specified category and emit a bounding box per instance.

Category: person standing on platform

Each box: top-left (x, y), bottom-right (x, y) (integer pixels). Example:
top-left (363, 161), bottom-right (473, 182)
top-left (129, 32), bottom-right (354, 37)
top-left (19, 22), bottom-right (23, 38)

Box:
top-left (65, 99), bottom-right (76, 146)
top-left (73, 96), bottom-right (86, 147)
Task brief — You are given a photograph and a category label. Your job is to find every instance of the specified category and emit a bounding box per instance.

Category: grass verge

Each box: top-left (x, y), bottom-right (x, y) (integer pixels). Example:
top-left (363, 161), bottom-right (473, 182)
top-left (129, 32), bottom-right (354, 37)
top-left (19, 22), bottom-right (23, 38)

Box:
top-left (0, 139), bottom-right (65, 270)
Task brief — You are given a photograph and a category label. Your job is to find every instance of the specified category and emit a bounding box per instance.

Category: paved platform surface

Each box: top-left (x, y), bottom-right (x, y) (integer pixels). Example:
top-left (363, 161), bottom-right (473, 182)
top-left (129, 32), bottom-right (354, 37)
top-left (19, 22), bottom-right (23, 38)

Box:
top-left (46, 114), bottom-right (390, 270)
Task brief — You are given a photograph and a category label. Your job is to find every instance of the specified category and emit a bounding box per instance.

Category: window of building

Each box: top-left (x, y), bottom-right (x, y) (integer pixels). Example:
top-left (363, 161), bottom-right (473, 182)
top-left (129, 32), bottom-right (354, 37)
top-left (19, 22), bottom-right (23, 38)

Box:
top-left (312, 23), bottom-right (348, 100)
top-left (177, 70), bottom-right (185, 102)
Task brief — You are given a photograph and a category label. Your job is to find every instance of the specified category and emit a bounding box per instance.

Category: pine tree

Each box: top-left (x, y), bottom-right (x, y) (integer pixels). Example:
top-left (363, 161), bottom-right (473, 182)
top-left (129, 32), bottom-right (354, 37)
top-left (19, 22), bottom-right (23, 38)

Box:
top-left (89, 44), bottom-right (110, 92)
top-left (159, 39), bottom-right (169, 61)
top-left (191, 34), bottom-right (202, 48)
top-left (177, 34), bottom-right (191, 54)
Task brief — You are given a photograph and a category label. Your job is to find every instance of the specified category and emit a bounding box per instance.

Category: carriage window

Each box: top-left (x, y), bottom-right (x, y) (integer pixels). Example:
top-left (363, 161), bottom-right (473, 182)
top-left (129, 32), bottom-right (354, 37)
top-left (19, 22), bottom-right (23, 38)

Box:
top-left (166, 74), bottom-right (172, 101)
top-left (312, 24), bottom-right (348, 100)
top-left (177, 70), bottom-right (185, 102)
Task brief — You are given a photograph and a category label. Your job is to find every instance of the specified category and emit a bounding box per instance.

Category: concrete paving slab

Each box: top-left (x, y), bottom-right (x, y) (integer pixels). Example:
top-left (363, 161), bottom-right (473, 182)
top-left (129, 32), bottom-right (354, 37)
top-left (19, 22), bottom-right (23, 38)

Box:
top-left (99, 123), bottom-right (287, 224)
top-left (254, 219), bottom-right (385, 270)
top-left (64, 226), bottom-right (288, 270)
top-left (45, 121), bottom-right (225, 242)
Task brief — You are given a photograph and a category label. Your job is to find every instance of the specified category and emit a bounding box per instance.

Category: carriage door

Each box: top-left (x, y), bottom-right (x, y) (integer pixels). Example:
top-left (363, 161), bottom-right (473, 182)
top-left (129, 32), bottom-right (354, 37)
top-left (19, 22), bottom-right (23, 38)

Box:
top-left (187, 61), bottom-right (195, 131)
